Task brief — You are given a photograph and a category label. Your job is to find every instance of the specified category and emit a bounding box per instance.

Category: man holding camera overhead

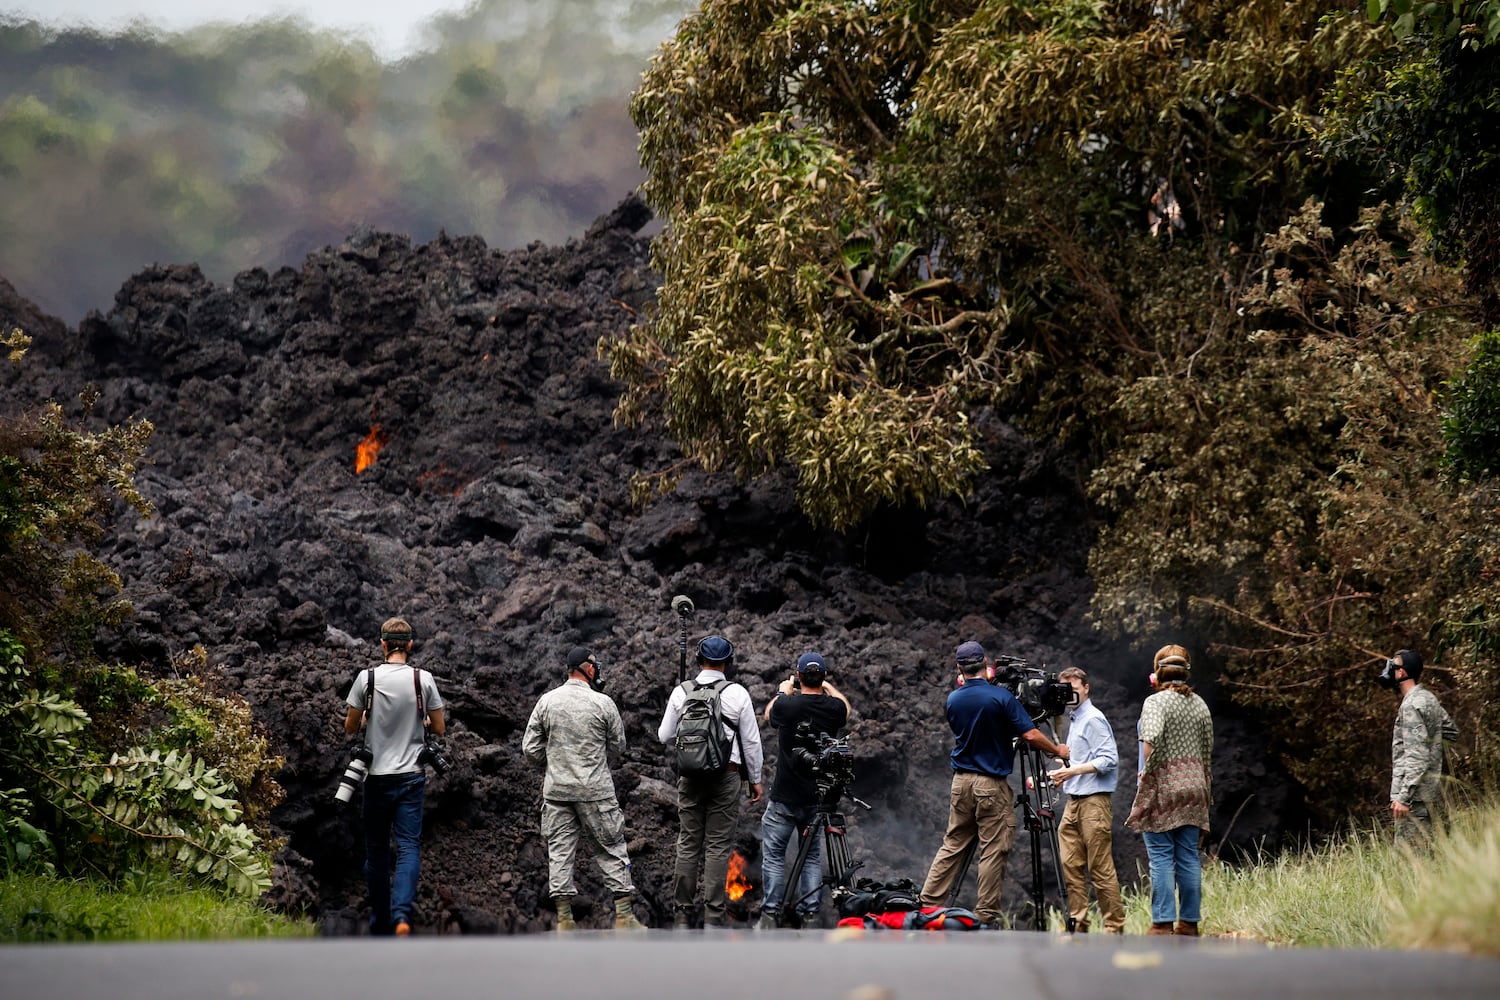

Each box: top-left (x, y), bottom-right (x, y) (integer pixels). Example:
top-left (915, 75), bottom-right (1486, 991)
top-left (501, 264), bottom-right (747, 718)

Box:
top-left (522, 646), bottom-right (646, 931)
top-left (343, 617), bottom-right (445, 937)
top-left (919, 640), bottom-right (1068, 928)
top-left (756, 651), bottom-right (852, 929)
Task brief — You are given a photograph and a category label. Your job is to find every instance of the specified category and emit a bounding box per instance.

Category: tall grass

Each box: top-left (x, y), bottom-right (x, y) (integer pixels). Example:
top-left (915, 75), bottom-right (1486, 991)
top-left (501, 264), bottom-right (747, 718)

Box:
top-left (0, 870), bottom-right (316, 943)
top-left (1109, 795), bottom-right (1500, 955)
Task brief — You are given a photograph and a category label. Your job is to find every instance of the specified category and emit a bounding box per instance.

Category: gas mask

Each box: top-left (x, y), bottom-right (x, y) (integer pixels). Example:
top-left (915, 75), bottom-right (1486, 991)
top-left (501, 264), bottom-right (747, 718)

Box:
top-left (1376, 658), bottom-right (1402, 690)
top-left (586, 658), bottom-right (606, 693)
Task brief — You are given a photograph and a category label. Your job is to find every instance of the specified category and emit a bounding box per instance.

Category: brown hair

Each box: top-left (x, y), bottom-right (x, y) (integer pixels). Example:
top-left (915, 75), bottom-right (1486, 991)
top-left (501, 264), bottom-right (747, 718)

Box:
top-left (1152, 644), bottom-right (1192, 692)
top-left (380, 616), bottom-right (414, 652)
top-left (1058, 667), bottom-right (1089, 686)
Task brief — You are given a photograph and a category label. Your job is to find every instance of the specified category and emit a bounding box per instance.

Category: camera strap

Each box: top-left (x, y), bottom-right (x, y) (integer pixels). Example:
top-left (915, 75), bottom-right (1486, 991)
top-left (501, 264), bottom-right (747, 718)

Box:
top-left (361, 668), bottom-right (375, 750)
top-left (412, 666), bottom-right (433, 749)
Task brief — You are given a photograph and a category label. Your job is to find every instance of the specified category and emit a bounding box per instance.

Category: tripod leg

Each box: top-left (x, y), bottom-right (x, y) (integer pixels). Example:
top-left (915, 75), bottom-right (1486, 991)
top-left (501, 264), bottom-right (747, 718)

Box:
top-left (779, 818), bottom-right (817, 922)
top-left (946, 840), bottom-right (976, 908)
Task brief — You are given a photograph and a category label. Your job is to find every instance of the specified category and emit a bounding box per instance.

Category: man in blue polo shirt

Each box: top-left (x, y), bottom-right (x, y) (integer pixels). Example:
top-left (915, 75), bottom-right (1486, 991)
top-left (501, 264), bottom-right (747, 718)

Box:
top-left (919, 640), bottom-right (1069, 927)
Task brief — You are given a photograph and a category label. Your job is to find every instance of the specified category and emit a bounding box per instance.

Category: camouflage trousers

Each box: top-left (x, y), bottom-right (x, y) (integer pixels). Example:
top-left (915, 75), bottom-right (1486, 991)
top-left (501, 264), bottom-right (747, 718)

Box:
top-left (542, 797), bottom-right (635, 900)
top-left (1395, 797), bottom-right (1437, 852)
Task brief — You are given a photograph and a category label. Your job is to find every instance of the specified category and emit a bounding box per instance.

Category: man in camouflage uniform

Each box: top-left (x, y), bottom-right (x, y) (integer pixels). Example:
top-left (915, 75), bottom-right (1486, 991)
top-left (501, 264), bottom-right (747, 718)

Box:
top-left (1382, 649), bottom-right (1459, 847)
top-left (522, 646), bottom-right (645, 930)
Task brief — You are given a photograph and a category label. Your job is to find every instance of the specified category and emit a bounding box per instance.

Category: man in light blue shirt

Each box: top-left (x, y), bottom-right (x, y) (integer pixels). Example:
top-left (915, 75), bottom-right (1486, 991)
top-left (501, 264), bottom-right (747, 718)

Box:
top-left (1048, 666), bottom-right (1125, 933)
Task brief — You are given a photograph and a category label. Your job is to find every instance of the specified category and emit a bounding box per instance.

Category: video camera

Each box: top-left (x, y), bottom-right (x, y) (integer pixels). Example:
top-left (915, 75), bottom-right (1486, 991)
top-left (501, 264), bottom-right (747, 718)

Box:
top-left (791, 721), bottom-right (856, 804)
top-left (993, 655), bottom-right (1077, 722)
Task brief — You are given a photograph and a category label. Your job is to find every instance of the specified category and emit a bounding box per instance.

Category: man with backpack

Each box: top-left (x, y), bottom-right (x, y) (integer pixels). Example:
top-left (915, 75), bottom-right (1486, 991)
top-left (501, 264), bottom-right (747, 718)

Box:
top-left (522, 646), bottom-right (646, 931)
top-left (342, 617), bottom-right (445, 937)
top-left (657, 634), bottom-right (764, 929)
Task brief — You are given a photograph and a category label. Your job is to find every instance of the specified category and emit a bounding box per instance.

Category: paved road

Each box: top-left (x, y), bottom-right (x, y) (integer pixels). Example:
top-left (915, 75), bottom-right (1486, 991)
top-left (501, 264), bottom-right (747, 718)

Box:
top-left (4, 928), bottom-right (1498, 999)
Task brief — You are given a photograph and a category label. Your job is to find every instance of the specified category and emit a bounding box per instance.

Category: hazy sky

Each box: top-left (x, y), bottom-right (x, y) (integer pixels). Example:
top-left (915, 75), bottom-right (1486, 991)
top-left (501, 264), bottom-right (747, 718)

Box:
top-left (0, 0), bottom-right (473, 58)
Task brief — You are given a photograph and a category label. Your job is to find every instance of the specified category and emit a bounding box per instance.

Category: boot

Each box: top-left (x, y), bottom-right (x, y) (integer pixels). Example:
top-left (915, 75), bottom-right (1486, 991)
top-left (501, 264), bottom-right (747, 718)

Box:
top-left (614, 895), bottom-right (646, 931)
top-left (1175, 921), bottom-right (1199, 937)
top-left (1147, 922), bottom-right (1175, 935)
top-left (554, 897), bottom-right (576, 932)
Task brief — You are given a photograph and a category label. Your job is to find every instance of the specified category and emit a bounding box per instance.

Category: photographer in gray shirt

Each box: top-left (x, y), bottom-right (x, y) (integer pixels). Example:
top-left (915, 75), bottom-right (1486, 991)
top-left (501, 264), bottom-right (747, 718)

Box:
top-left (343, 617), bottom-right (445, 937)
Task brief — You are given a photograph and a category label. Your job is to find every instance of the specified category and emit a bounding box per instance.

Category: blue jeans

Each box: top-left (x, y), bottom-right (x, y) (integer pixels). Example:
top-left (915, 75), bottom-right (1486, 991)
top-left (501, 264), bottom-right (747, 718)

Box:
top-left (363, 771), bottom-right (425, 934)
top-left (1142, 826), bottom-right (1202, 924)
top-left (760, 800), bottom-right (822, 916)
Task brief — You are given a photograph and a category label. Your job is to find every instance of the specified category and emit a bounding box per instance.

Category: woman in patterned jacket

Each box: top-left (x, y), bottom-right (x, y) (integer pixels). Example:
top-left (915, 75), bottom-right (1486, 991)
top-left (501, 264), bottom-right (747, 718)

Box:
top-left (1126, 644), bottom-right (1213, 936)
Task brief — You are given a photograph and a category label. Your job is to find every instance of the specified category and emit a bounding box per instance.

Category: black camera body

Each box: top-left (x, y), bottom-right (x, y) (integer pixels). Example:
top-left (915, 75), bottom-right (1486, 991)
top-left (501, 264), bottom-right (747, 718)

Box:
top-left (791, 721), bottom-right (856, 804)
top-left (418, 740), bottom-right (452, 776)
top-left (994, 655), bottom-right (1077, 722)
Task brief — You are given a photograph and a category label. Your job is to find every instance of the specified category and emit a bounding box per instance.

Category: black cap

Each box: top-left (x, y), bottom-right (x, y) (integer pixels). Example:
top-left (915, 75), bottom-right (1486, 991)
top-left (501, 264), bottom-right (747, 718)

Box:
top-left (567, 646), bottom-right (595, 669)
top-left (1395, 649), bottom-right (1423, 680)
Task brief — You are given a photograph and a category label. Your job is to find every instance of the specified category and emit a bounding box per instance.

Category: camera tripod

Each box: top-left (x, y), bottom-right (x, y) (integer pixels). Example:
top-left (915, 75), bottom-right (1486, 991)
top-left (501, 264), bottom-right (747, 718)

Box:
top-left (772, 789), bottom-right (871, 926)
top-left (946, 719), bottom-right (1072, 931)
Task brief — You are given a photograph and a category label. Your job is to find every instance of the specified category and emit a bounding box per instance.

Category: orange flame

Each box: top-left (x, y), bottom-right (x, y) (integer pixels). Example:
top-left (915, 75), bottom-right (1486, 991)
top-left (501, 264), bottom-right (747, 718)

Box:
top-left (355, 423), bottom-right (389, 474)
top-left (726, 850), bottom-right (752, 902)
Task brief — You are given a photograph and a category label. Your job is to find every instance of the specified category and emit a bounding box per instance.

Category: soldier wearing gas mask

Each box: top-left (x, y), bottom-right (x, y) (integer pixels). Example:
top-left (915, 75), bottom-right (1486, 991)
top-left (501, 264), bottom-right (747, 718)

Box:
top-left (522, 646), bottom-right (645, 930)
top-left (1378, 649), bottom-right (1459, 846)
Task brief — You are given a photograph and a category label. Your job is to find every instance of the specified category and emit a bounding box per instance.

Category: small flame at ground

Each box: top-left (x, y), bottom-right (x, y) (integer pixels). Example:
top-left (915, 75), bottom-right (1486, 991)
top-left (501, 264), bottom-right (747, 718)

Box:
top-left (726, 850), bottom-right (752, 902)
top-left (355, 423), bottom-right (389, 474)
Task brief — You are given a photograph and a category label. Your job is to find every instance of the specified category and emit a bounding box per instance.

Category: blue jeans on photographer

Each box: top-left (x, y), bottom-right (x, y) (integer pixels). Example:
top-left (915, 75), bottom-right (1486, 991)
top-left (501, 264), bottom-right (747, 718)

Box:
top-left (363, 771), bottom-right (426, 934)
top-left (760, 800), bottom-right (823, 919)
top-left (1142, 826), bottom-right (1202, 925)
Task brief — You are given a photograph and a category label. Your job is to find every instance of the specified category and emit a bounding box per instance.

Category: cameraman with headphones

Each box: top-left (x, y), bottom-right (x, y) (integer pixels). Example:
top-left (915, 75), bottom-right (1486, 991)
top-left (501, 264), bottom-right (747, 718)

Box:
top-left (522, 646), bottom-right (646, 931)
top-left (342, 617), bottom-right (445, 937)
top-left (919, 640), bottom-right (1068, 928)
top-left (757, 651), bottom-right (852, 929)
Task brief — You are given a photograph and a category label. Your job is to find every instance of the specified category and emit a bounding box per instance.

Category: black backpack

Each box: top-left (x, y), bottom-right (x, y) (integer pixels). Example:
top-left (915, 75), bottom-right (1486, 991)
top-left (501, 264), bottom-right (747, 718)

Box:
top-left (674, 679), bottom-right (737, 777)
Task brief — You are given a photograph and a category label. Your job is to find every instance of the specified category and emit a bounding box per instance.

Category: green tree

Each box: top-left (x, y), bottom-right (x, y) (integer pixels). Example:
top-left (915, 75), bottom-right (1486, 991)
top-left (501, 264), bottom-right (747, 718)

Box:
top-left (607, 0), bottom-right (1392, 529)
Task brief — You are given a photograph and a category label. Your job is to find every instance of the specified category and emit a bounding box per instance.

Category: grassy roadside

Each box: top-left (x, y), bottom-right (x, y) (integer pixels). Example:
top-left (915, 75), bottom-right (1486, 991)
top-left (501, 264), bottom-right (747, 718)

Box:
top-left (1111, 794), bottom-right (1500, 956)
top-left (0, 871), bottom-right (315, 943)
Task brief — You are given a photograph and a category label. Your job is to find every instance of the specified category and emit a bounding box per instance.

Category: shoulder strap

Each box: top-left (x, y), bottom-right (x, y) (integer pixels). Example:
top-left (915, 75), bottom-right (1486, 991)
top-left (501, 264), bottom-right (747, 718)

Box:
top-left (363, 668), bottom-right (376, 743)
top-left (412, 666), bottom-right (433, 746)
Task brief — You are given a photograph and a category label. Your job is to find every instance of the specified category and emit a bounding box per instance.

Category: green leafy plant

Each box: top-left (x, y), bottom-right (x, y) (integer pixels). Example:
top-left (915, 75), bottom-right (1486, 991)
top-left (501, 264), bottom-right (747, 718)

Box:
top-left (1, 334), bottom-right (277, 896)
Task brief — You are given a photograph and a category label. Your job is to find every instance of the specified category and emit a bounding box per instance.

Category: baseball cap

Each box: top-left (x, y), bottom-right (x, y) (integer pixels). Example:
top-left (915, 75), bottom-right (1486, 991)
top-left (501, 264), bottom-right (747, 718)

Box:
top-left (796, 652), bottom-right (826, 673)
top-left (955, 641), bottom-right (987, 669)
top-left (566, 646), bottom-right (595, 669)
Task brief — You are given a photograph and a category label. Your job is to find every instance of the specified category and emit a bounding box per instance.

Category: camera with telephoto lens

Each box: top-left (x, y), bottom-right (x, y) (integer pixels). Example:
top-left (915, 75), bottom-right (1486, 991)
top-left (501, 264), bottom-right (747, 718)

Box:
top-left (417, 739), bottom-right (452, 776)
top-left (994, 655), bottom-right (1077, 722)
top-left (791, 721), bottom-right (856, 804)
top-left (334, 745), bottom-right (373, 804)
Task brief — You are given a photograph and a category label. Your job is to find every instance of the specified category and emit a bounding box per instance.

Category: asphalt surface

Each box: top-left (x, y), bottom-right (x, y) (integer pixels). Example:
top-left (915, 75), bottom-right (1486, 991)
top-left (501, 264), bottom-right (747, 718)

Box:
top-left (4, 928), bottom-right (1499, 1000)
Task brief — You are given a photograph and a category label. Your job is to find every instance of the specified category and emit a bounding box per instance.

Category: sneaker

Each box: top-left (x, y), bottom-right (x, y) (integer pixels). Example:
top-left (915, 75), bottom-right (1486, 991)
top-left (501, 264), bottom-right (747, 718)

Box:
top-left (394, 922), bottom-right (411, 937)
top-left (756, 911), bottom-right (779, 930)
